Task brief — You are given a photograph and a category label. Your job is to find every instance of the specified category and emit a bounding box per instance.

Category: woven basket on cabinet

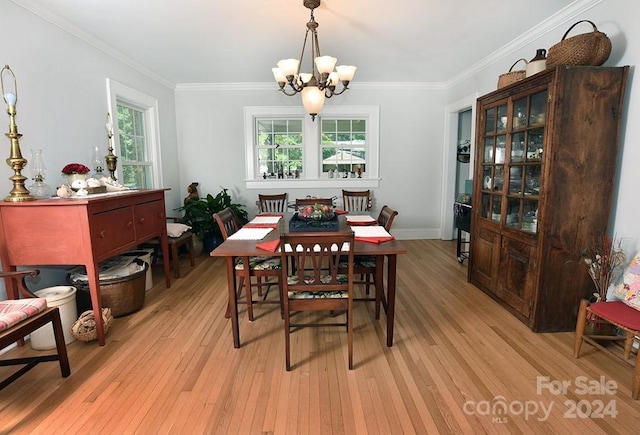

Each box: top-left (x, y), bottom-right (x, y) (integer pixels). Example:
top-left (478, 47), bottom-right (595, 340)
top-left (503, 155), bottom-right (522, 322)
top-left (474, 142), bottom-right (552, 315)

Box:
top-left (546, 20), bottom-right (611, 68)
top-left (497, 59), bottom-right (528, 89)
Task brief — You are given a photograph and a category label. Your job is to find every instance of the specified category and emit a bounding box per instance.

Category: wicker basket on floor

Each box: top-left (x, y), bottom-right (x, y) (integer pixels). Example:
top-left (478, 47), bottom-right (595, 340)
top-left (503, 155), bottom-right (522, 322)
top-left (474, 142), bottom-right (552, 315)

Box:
top-left (69, 259), bottom-right (148, 317)
top-left (70, 308), bottom-right (114, 342)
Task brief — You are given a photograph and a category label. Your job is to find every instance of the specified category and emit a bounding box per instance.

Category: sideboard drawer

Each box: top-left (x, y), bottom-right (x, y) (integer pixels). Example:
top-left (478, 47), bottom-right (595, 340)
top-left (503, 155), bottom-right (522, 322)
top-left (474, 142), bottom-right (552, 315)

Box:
top-left (90, 206), bottom-right (136, 255)
top-left (134, 200), bottom-right (166, 241)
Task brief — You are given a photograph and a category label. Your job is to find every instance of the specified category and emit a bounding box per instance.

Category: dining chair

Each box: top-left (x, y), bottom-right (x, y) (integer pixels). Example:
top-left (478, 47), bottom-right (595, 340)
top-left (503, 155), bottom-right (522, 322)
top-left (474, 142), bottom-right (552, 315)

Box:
top-left (342, 189), bottom-right (371, 212)
top-left (280, 231), bottom-right (355, 370)
top-left (342, 205), bottom-right (398, 319)
top-left (1, 269), bottom-right (71, 390)
top-left (258, 193), bottom-right (288, 213)
top-left (213, 207), bottom-right (282, 321)
top-left (294, 197), bottom-right (334, 210)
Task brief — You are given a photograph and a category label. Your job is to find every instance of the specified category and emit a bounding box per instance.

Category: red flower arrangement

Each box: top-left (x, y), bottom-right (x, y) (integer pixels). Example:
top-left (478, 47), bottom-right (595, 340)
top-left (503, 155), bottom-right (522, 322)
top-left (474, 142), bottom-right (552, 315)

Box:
top-left (61, 163), bottom-right (90, 175)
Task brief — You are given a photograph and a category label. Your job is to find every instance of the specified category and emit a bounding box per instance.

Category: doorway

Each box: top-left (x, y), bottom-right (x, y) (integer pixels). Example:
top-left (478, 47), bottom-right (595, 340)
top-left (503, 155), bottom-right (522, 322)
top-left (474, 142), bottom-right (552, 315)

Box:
top-left (440, 93), bottom-right (477, 240)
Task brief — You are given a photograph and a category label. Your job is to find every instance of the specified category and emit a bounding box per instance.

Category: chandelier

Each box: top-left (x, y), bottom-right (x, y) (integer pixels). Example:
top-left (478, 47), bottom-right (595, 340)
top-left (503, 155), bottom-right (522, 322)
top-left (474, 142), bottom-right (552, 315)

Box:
top-left (272, 0), bottom-right (356, 121)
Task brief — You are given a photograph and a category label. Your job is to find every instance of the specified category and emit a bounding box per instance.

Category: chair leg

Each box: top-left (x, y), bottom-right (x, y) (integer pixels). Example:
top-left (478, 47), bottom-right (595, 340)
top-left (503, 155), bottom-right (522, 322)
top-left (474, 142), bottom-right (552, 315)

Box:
top-left (187, 239), bottom-right (195, 267)
top-left (374, 256), bottom-right (385, 320)
top-left (633, 351), bottom-right (640, 400)
top-left (225, 276), bottom-right (245, 319)
top-left (624, 331), bottom-right (634, 361)
top-left (51, 308), bottom-right (71, 377)
top-left (170, 243), bottom-right (180, 279)
top-left (574, 299), bottom-right (588, 358)
top-left (257, 277), bottom-right (263, 297)
top-left (284, 307), bottom-right (291, 371)
top-left (348, 300), bottom-right (353, 370)
top-left (245, 280), bottom-right (254, 322)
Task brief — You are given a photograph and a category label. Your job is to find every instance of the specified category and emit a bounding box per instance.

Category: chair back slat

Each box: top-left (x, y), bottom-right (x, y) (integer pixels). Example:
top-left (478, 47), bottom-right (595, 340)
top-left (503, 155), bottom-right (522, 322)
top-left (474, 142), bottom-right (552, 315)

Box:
top-left (281, 233), bottom-right (354, 295)
top-left (212, 207), bottom-right (240, 240)
top-left (377, 205), bottom-right (399, 231)
top-left (342, 190), bottom-right (371, 212)
top-left (258, 193), bottom-right (288, 213)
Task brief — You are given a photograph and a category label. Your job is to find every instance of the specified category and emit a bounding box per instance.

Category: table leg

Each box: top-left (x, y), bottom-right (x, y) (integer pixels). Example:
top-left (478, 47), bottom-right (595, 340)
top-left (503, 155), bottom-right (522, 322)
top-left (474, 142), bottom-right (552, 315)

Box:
top-left (86, 261), bottom-right (105, 346)
top-left (386, 254), bottom-right (397, 347)
top-left (226, 257), bottom-right (240, 348)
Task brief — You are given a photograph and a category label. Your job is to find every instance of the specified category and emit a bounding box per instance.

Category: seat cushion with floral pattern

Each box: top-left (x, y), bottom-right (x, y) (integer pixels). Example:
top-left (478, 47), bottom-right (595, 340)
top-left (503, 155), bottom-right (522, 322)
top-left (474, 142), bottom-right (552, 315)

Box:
top-left (286, 274), bottom-right (349, 299)
top-left (339, 255), bottom-right (376, 269)
top-left (234, 256), bottom-right (281, 271)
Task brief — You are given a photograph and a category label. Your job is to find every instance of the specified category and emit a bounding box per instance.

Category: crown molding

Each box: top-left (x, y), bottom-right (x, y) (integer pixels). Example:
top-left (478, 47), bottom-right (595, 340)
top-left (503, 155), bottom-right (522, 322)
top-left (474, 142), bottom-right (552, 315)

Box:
top-left (444, 0), bottom-right (603, 88)
top-left (11, 0), bottom-right (176, 90)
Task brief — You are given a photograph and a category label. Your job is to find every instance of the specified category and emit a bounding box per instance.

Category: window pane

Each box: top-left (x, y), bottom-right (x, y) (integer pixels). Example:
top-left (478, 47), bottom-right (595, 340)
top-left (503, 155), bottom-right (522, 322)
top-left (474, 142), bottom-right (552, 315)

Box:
top-left (321, 118), bottom-right (367, 174)
top-left (256, 118), bottom-right (303, 178)
top-left (121, 164), bottom-right (151, 189)
top-left (117, 103), bottom-right (152, 188)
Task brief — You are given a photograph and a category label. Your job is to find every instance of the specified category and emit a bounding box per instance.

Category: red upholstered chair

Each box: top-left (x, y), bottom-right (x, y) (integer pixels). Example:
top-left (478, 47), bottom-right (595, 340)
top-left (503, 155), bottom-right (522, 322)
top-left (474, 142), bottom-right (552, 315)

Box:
top-left (574, 299), bottom-right (640, 399)
top-left (0, 270), bottom-right (71, 390)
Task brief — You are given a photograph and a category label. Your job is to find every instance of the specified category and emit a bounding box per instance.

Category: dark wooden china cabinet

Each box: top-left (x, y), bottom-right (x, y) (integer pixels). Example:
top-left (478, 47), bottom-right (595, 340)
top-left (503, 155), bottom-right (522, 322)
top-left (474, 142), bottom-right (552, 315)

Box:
top-left (468, 65), bottom-right (629, 332)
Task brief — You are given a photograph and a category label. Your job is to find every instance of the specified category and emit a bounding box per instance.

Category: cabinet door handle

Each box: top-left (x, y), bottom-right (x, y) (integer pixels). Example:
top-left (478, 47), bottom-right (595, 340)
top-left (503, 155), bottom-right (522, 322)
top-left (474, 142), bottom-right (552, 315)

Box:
top-left (100, 230), bottom-right (106, 238)
top-left (139, 217), bottom-right (145, 225)
top-left (127, 221), bottom-right (133, 228)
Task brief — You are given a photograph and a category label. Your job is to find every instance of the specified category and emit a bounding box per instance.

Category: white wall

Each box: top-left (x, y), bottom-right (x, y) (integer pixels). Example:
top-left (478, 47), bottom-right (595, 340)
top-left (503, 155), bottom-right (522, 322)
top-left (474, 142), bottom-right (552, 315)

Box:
top-left (0, 2), bottom-right (181, 297)
top-left (447, 0), bottom-right (640, 255)
top-left (175, 86), bottom-right (447, 240)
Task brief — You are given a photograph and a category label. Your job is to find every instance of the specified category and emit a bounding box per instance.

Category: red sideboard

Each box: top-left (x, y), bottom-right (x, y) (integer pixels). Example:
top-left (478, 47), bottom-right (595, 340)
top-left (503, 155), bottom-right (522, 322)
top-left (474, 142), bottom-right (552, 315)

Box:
top-left (0, 189), bottom-right (171, 346)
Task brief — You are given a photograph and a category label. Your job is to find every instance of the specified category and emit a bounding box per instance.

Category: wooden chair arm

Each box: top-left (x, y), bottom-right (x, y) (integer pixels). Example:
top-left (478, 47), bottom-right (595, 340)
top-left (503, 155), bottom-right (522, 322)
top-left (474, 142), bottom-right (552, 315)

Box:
top-left (0, 269), bottom-right (40, 299)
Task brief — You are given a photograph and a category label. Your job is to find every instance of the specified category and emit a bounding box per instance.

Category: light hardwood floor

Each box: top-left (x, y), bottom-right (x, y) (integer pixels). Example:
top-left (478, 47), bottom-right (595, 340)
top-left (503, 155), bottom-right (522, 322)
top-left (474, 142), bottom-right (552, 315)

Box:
top-left (1, 240), bottom-right (639, 434)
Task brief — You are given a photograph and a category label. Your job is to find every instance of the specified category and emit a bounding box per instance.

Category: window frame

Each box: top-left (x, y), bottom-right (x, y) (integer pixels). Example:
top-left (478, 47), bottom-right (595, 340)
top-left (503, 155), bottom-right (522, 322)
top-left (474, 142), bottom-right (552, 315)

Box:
top-left (244, 105), bottom-right (379, 189)
top-left (106, 78), bottom-right (163, 188)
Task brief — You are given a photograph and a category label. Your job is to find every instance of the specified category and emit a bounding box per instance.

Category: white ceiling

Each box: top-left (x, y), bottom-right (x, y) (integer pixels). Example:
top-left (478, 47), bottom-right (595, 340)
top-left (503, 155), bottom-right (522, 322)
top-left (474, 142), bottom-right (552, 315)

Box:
top-left (13, 0), bottom-right (576, 86)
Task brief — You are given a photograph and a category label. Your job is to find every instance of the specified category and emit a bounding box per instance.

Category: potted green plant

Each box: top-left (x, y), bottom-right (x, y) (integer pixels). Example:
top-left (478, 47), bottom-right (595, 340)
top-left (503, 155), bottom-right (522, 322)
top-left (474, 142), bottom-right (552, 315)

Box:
top-left (176, 187), bottom-right (248, 253)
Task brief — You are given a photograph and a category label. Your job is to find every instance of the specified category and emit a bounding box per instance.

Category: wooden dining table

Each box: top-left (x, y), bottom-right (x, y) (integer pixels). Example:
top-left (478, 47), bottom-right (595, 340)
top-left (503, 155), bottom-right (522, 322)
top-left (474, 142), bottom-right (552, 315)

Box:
top-left (210, 212), bottom-right (407, 348)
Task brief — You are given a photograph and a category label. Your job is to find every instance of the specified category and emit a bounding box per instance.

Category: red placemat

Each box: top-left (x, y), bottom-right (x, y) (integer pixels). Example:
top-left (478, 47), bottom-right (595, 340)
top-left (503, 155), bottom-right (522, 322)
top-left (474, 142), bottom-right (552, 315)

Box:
top-left (256, 239), bottom-right (280, 252)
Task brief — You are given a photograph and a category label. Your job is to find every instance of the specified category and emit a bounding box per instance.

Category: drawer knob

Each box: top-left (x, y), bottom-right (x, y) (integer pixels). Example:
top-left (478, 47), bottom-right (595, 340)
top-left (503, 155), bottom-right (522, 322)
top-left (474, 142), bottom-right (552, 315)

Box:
top-left (100, 230), bottom-right (106, 238)
top-left (139, 217), bottom-right (145, 224)
top-left (127, 221), bottom-right (133, 228)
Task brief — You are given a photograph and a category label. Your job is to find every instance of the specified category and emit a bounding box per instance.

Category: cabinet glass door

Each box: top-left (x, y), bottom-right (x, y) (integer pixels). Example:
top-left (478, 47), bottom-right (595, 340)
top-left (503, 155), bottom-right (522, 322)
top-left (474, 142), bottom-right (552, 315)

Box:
top-left (504, 90), bottom-right (546, 234)
top-left (480, 104), bottom-right (508, 222)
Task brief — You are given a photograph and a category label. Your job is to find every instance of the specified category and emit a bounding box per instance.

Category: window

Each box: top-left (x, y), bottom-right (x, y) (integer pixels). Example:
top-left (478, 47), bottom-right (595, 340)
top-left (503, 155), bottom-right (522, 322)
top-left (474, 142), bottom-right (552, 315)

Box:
top-left (257, 119), bottom-right (303, 178)
top-left (117, 103), bottom-right (152, 188)
top-left (321, 119), bottom-right (366, 176)
top-left (244, 106), bottom-right (379, 189)
top-left (106, 79), bottom-right (162, 189)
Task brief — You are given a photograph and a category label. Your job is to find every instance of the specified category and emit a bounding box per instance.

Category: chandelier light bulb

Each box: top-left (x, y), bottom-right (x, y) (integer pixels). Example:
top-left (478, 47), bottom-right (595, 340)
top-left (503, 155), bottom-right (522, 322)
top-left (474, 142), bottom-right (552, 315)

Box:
top-left (277, 59), bottom-right (300, 77)
top-left (336, 65), bottom-right (357, 82)
top-left (272, 68), bottom-right (286, 83)
top-left (4, 92), bottom-right (16, 106)
top-left (301, 86), bottom-right (325, 120)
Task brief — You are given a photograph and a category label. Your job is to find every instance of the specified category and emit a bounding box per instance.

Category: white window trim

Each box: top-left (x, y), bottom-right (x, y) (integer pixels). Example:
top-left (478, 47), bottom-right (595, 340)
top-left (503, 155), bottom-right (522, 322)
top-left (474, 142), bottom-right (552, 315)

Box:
top-left (244, 106), bottom-right (380, 189)
top-left (106, 78), bottom-right (163, 188)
